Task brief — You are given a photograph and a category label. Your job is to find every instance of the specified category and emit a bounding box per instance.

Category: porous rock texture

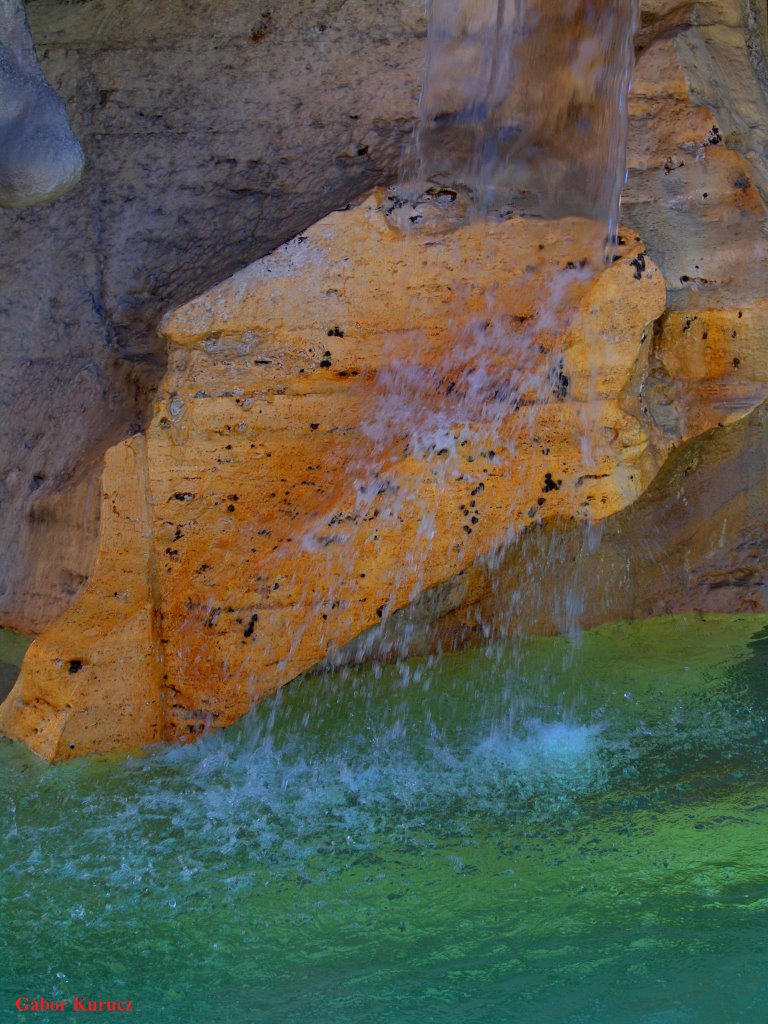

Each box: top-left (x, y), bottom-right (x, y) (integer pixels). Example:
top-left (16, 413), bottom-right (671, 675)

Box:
top-left (2, 190), bottom-right (672, 758)
top-left (4, 0), bottom-right (768, 634)
top-left (4, 182), bottom-right (768, 761)
top-left (0, 0), bottom-right (427, 632)
top-left (3, 0), bottom-right (768, 759)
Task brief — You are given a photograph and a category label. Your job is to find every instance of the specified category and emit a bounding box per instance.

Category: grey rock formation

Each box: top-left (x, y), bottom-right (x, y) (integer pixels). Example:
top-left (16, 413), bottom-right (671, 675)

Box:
top-left (0, 0), bottom-right (426, 632)
top-left (0, 0), bottom-right (83, 207)
top-left (1, 0), bottom-right (768, 636)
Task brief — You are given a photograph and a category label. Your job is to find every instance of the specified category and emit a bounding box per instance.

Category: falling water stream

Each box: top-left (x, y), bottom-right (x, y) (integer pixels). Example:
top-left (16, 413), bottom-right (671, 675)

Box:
top-left (4, 3), bottom-right (768, 1022)
top-left (407, 0), bottom-right (637, 244)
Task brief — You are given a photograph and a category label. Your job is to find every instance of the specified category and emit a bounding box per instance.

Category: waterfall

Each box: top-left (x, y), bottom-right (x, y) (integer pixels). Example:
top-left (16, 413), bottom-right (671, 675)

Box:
top-left (407, 0), bottom-right (638, 251)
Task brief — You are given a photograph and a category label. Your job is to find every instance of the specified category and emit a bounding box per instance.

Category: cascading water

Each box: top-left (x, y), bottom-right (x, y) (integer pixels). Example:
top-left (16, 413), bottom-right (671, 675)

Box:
top-left (5, 4), bottom-right (768, 1022)
top-left (407, 0), bottom-right (638, 247)
top-left (287, 0), bottom-right (642, 664)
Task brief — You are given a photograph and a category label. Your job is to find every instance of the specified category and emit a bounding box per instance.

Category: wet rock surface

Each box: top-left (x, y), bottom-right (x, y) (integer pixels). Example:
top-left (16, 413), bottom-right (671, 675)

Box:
top-left (4, 182), bottom-right (768, 760)
top-left (2, 0), bottom-right (768, 760)
top-left (4, 0), bottom-right (768, 632)
top-left (2, 193), bottom-right (672, 758)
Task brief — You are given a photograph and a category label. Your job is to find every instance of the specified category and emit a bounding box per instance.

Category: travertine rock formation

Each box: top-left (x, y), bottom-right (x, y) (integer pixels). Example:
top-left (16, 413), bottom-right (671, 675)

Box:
top-left (0, 0), bottom-right (427, 632)
top-left (1, 191), bottom-right (672, 758)
top-left (369, 396), bottom-right (768, 658)
top-left (3, 0), bottom-right (768, 760)
top-left (4, 0), bottom-right (768, 634)
top-left (4, 183), bottom-right (768, 760)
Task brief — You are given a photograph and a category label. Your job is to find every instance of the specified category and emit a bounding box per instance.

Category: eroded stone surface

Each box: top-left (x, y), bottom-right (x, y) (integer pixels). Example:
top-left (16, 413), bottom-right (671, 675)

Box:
top-left (2, 190), bottom-right (675, 758)
top-left (0, 437), bottom-right (164, 760)
top-left (5, 0), bottom-right (768, 635)
top-left (6, 183), bottom-right (768, 760)
top-left (0, 0), bottom-right (84, 208)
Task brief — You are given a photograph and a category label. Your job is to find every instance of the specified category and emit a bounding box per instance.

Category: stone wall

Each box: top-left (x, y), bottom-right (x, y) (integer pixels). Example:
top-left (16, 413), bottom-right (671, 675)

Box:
top-left (2, 0), bottom-right (768, 637)
top-left (0, 0), bottom-right (426, 631)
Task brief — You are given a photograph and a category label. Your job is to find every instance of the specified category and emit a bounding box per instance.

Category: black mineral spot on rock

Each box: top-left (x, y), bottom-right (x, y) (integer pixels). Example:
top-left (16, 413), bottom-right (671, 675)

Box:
top-left (733, 357), bottom-right (740, 367)
top-left (244, 613), bottom-right (259, 638)
top-left (376, 604), bottom-right (385, 618)
top-left (706, 125), bottom-right (722, 146)
top-left (629, 253), bottom-right (646, 280)
top-left (227, 504), bottom-right (236, 512)
top-left (310, 423), bottom-right (320, 431)
top-left (734, 173), bottom-right (750, 192)
top-left (327, 327), bottom-right (345, 337)
top-left (551, 360), bottom-right (569, 400)
top-left (67, 659), bottom-right (83, 674)
top-left (172, 492), bottom-right (195, 501)
top-left (320, 359), bottom-right (332, 368)
top-left (542, 473), bottom-right (560, 492)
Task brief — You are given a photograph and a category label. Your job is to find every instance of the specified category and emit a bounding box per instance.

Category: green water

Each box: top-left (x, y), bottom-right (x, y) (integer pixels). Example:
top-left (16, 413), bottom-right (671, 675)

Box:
top-left (3, 615), bottom-right (768, 1023)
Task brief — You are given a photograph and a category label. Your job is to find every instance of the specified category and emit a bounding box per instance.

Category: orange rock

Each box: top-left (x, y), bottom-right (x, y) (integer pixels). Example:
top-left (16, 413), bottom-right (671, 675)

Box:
top-left (0, 438), bottom-right (165, 760)
top-left (2, 190), bottom-right (675, 759)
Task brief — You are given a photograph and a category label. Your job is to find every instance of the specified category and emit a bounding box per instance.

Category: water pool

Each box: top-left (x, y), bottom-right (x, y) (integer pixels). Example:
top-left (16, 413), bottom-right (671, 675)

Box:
top-left (3, 614), bottom-right (768, 1023)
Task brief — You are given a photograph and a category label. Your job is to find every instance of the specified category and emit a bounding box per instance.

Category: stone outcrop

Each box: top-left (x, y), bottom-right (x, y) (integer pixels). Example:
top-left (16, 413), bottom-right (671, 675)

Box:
top-left (370, 396), bottom-right (768, 658)
top-left (0, 190), bottom-right (670, 758)
top-left (3, 0), bottom-right (768, 760)
top-left (0, 0), bottom-right (83, 208)
top-left (4, 183), bottom-right (768, 760)
top-left (0, 0), bottom-right (427, 633)
top-left (4, 0), bottom-right (768, 635)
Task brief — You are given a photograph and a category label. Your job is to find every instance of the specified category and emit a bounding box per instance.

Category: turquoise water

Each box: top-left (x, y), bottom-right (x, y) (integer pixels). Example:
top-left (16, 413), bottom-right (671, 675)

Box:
top-left (2, 615), bottom-right (768, 1023)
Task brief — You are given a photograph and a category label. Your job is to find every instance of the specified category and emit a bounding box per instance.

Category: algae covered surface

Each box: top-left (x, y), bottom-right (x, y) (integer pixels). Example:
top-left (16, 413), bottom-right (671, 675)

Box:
top-left (2, 614), bottom-right (768, 1023)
